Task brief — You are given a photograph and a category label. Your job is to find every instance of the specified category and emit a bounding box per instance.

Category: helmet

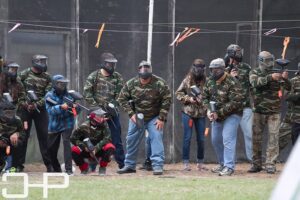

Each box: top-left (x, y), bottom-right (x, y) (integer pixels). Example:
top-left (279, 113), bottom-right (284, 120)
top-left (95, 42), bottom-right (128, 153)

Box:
top-left (6, 62), bottom-right (20, 79)
top-left (32, 54), bottom-right (48, 73)
top-left (88, 107), bottom-right (107, 129)
top-left (0, 99), bottom-right (16, 124)
top-left (258, 51), bottom-right (274, 71)
top-left (138, 60), bottom-right (152, 79)
top-left (52, 74), bottom-right (69, 94)
top-left (226, 44), bottom-right (243, 62)
top-left (99, 52), bottom-right (118, 75)
top-left (209, 58), bottom-right (225, 81)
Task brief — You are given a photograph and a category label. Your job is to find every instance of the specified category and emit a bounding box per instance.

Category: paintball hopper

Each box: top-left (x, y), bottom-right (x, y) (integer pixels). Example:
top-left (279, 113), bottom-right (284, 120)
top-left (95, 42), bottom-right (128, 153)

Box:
top-left (136, 113), bottom-right (144, 129)
top-left (83, 138), bottom-right (95, 152)
top-left (209, 101), bottom-right (217, 112)
top-left (27, 90), bottom-right (39, 101)
top-left (275, 58), bottom-right (290, 67)
top-left (190, 85), bottom-right (201, 97)
top-left (3, 93), bottom-right (13, 103)
top-left (68, 90), bottom-right (84, 100)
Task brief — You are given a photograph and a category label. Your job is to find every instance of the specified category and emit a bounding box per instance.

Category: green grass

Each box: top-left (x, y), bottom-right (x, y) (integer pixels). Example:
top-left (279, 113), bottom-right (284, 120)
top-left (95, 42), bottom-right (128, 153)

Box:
top-left (1, 176), bottom-right (276, 200)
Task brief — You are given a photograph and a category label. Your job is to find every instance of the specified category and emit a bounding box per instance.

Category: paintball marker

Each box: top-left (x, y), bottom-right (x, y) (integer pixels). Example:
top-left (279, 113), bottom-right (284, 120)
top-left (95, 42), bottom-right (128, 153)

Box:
top-left (26, 90), bottom-right (40, 113)
top-left (63, 90), bottom-right (90, 114)
top-left (128, 99), bottom-right (144, 129)
top-left (83, 138), bottom-right (99, 163)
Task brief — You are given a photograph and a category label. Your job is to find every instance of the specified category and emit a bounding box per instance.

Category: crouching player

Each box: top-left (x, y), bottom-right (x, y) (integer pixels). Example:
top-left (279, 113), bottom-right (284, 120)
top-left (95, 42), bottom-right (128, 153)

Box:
top-left (0, 100), bottom-right (25, 172)
top-left (70, 108), bottom-right (115, 175)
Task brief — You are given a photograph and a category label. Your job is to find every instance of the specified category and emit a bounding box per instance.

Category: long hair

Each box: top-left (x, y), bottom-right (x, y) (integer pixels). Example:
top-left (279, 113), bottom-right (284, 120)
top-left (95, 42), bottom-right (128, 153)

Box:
top-left (185, 59), bottom-right (206, 86)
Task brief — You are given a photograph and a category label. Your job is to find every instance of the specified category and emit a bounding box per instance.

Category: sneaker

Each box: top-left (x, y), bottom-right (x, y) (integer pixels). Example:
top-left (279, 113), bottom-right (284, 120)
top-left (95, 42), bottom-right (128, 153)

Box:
top-left (247, 165), bottom-right (262, 173)
top-left (211, 164), bottom-right (224, 173)
top-left (153, 168), bottom-right (163, 175)
top-left (80, 169), bottom-right (90, 175)
top-left (46, 165), bottom-right (54, 173)
top-left (66, 170), bottom-right (74, 176)
top-left (99, 167), bottom-right (106, 176)
top-left (139, 158), bottom-right (152, 171)
top-left (197, 163), bottom-right (209, 171)
top-left (183, 163), bottom-right (191, 171)
top-left (89, 163), bottom-right (97, 172)
top-left (266, 166), bottom-right (276, 174)
top-left (117, 166), bottom-right (136, 174)
top-left (0, 162), bottom-right (8, 173)
top-left (219, 167), bottom-right (234, 176)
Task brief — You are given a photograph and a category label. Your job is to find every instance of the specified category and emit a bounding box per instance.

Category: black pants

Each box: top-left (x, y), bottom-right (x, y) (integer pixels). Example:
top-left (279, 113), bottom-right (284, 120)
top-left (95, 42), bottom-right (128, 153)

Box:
top-left (292, 123), bottom-right (300, 145)
top-left (47, 129), bottom-right (73, 172)
top-left (0, 148), bottom-right (7, 171)
top-left (13, 109), bottom-right (51, 169)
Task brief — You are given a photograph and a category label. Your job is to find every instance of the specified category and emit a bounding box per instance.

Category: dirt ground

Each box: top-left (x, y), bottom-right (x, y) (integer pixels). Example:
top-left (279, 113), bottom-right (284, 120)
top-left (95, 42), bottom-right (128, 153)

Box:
top-left (23, 162), bottom-right (284, 179)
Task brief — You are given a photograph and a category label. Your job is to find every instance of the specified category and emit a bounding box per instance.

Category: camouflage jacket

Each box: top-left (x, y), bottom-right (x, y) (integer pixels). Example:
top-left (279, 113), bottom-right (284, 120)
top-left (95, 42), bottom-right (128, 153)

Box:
top-left (249, 68), bottom-right (291, 114)
top-left (202, 73), bottom-right (243, 121)
top-left (0, 77), bottom-right (26, 110)
top-left (70, 120), bottom-right (111, 153)
top-left (286, 76), bottom-right (300, 123)
top-left (83, 70), bottom-right (124, 108)
top-left (175, 76), bottom-right (206, 118)
top-left (19, 68), bottom-right (52, 110)
top-left (235, 62), bottom-right (252, 108)
top-left (118, 74), bottom-right (172, 122)
top-left (0, 116), bottom-right (25, 145)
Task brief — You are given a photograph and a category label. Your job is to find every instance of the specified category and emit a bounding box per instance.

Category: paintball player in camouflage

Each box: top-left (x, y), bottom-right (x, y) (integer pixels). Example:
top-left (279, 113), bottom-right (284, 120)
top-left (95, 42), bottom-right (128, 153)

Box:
top-left (71, 108), bottom-right (115, 175)
top-left (279, 64), bottom-right (300, 151)
top-left (17, 55), bottom-right (52, 172)
top-left (202, 58), bottom-right (243, 176)
top-left (175, 58), bottom-right (207, 171)
top-left (249, 51), bottom-right (291, 174)
top-left (83, 52), bottom-right (125, 169)
top-left (0, 62), bottom-right (26, 172)
top-left (225, 44), bottom-right (253, 162)
top-left (0, 99), bottom-right (25, 172)
top-left (117, 60), bottom-right (171, 175)
top-left (286, 63), bottom-right (300, 145)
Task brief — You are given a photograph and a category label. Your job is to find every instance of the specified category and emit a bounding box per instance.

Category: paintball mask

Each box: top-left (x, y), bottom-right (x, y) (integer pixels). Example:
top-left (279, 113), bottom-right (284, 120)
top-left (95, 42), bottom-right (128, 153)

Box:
top-left (138, 60), bottom-right (152, 79)
top-left (52, 74), bottom-right (69, 95)
top-left (32, 54), bottom-right (48, 73)
top-left (6, 62), bottom-right (20, 79)
top-left (88, 108), bottom-right (107, 129)
top-left (191, 59), bottom-right (206, 79)
top-left (100, 52), bottom-right (118, 75)
top-left (209, 58), bottom-right (225, 81)
top-left (226, 44), bottom-right (243, 63)
top-left (258, 51), bottom-right (274, 71)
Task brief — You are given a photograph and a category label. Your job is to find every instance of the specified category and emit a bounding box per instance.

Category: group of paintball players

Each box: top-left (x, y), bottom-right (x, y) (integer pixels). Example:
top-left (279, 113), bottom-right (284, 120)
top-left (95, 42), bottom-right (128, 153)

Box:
top-left (0, 44), bottom-right (299, 176)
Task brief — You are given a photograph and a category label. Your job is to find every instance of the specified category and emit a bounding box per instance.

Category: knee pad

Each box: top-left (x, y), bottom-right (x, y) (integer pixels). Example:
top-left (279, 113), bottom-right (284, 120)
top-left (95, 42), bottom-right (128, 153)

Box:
top-left (71, 146), bottom-right (81, 155)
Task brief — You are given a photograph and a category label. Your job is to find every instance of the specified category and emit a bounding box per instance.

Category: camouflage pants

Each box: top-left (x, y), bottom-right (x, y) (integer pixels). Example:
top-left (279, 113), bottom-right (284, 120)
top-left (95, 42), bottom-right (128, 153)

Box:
top-left (278, 121), bottom-right (292, 151)
top-left (252, 113), bottom-right (280, 167)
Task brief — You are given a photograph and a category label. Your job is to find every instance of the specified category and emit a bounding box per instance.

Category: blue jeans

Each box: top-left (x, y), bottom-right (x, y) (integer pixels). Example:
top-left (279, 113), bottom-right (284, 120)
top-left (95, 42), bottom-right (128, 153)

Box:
top-left (107, 115), bottom-right (125, 168)
top-left (181, 112), bottom-right (205, 163)
top-left (211, 114), bottom-right (241, 170)
top-left (239, 108), bottom-right (253, 161)
top-left (124, 116), bottom-right (164, 170)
